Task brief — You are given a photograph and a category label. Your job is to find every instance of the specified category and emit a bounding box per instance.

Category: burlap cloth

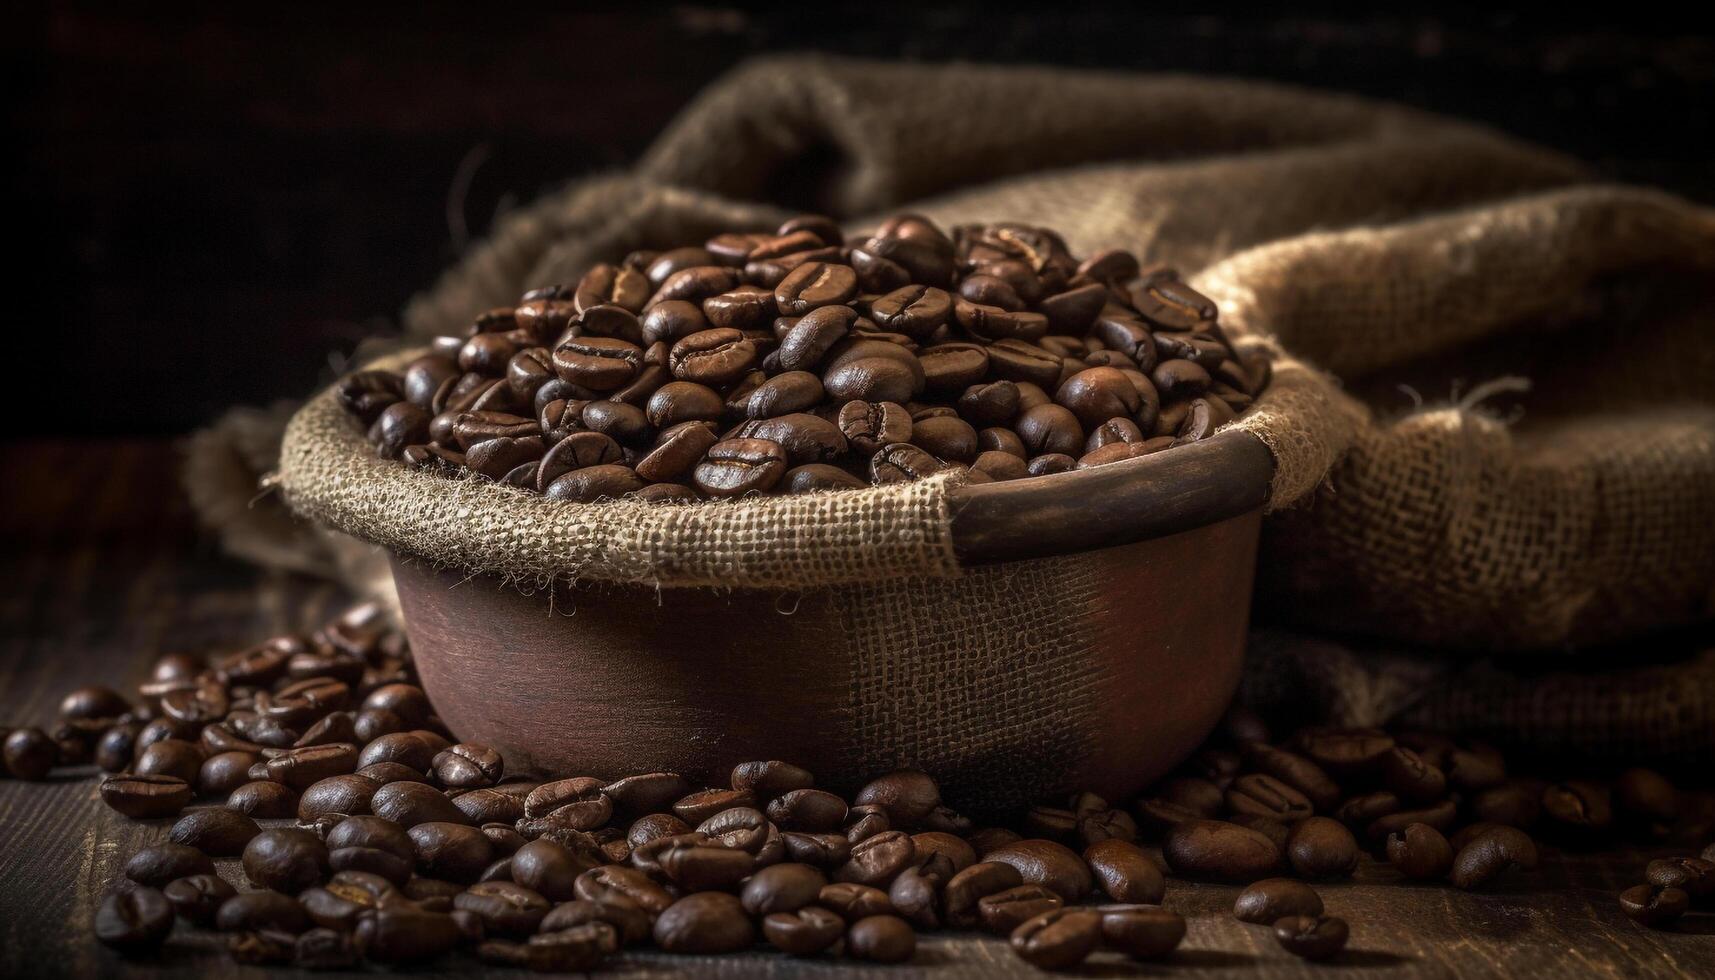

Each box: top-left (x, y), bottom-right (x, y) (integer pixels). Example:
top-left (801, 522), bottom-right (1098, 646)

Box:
top-left (189, 56), bottom-right (1715, 760)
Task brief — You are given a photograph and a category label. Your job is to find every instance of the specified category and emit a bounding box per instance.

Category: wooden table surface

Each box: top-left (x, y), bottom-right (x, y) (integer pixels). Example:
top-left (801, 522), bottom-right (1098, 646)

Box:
top-left (2, 439), bottom-right (1711, 978)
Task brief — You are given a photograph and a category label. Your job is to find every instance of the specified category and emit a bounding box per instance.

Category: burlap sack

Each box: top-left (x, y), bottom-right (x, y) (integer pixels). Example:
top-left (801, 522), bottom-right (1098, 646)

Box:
top-left (201, 56), bottom-right (1715, 758)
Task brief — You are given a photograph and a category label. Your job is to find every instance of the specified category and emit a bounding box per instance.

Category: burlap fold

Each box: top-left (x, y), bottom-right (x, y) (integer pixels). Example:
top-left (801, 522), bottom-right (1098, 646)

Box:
top-left (201, 56), bottom-right (1715, 753)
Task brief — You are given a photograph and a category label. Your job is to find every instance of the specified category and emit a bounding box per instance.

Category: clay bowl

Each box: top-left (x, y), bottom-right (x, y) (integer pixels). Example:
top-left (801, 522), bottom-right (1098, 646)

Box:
top-left (395, 429), bottom-right (1272, 816)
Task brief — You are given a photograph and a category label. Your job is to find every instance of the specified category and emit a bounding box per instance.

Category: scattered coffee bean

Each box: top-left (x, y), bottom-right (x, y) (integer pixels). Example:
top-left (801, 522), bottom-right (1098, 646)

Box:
top-left (1274, 914), bottom-right (1349, 960)
top-left (1234, 877), bottom-right (1324, 924)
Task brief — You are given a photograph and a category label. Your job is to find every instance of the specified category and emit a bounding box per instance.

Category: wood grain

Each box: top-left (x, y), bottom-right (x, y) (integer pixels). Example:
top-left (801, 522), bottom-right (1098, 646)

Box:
top-left (2, 440), bottom-right (1713, 978)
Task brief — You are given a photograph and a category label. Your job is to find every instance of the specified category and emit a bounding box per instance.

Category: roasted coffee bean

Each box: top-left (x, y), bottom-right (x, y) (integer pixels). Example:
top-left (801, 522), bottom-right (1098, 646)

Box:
top-left (984, 839), bottom-right (1091, 903)
top-left (216, 890), bottom-right (312, 934)
top-left (775, 262), bottom-right (858, 315)
top-left (1616, 769), bottom-right (1679, 834)
top-left (1298, 728), bottom-right (1395, 778)
top-left (327, 816), bottom-right (416, 883)
top-left (354, 907), bottom-right (460, 963)
top-left (101, 773), bottom-right (194, 819)
top-left (693, 438), bottom-right (788, 496)
top-left (834, 830), bottom-right (916, 887)
top-left (1227, 773), bottom-right (1313, 822)
top-left (227, 780), bottom-right (298, 819)
top-left (1451, 826), bottom-right (1539, 890)
top-left (95, 722), bottom-right (143, 773)
top-left (576, 864), bottom-right (674, 915)
top-left (1620, 883), bottom-right (1690, 927)
top-left (767, 789), bottom-right (849, 832)
top-left (845, 913), bottom-right (916, 964)
top-left (660, 842), bottom-right (756, 892)
top-left (136, 738), bottom-right (205, 784)
top-left (1645, 857), bottom-right (1715, 898)
top-left (1543, 780), bottom-right (1615, 834)
top-left (1383, 747), bottom-right (1448, 803)
top-left (1367, 799), bottom-right (1459, 843)
top-left (126, 843), bottom-right (216, 887)
top-left (296, 774), bottom-right (379, 821)
top-left (95, 887), bottom-right (175, 951)
top-left (1083, 839), bottom-right (1163, 903)
top-left (869, 442), bottom-right (945, 484)
top-left (266, 743), bottom-right (358, 790)
top-left (243, 828), bottom-right (329, 892)
top-left (1387, 823), bottom-right (1454, 879)
top-left (762, 905), bottom-right (845, 955)
top-left (300, 871), bottom-right (397, 930)
top-left (886, 865), bottom-right (942, 929)
top-left (162, 873), bottom-right (238, 926)
top-left (782, 831), bottom-right (853, 868)
top-left (1015, 404), bottom-right (1084, 457)
top-left (540, 898), bottom-right (650, 947)
top-left (1234, 877), bottom-right (1323, 923)
top-left (943, 861), bottom-right (1023, 929)
top-left (742, 863), bottom-right (828, 916)
top-left (1099, 904), bottom-right (1187, 960)
top-left (625, 814), bottom-right (692, 852)
top-left (978, 885), bottom-right (1062, 936)
top-left (1010, 908), bottom-right (1101, 970)
top-left (653, 892), bottom-right (755, 954)
top-left (524, 776), bottom-right (610, 822)
top-left (1275, 914), bottom-right (1349, 961)
top-left (170, 808), bottom-right (261, 856)
top-left (1163, 819), bottom-right (1281, 882)
top-left (408, 822), bottom-right (494, 883)
top-left (512, 838), bottom-right (596, 901)
top-left (453, 787), bottom-right (525, 825)
top-left (816, 881), bottom-right (893, 922)
top-left (1239, 742), bottom-right (1343, 812)
top-left (910, 414), bottom-right (979, 462)
top-left (453, 881), bottom-right (551, 936)
top-left (1287, 817), bottom-right (1360, 879)
top-left (735, 414), bottom-right (848, 465)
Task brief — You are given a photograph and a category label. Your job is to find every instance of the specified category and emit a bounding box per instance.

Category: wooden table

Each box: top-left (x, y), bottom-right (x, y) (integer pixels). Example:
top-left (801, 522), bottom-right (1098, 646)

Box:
top-left (2, 439), bottom-right (1710, 978)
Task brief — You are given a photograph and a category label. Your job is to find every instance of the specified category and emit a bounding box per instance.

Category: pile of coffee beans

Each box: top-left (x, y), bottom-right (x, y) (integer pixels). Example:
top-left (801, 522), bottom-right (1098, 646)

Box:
top-left (6, 606), bottom-right (1711, 971)
top-left (336, 214), bottom-right (1269, 500)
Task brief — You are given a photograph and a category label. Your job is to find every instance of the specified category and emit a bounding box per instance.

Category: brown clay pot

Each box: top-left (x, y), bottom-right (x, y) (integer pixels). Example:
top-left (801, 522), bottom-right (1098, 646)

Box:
top-left (394, 429), bottom-right (1272, 815)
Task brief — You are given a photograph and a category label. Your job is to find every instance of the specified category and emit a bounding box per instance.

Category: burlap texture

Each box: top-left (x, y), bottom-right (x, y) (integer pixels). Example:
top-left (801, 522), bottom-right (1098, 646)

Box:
top-left (202, 56), bottom-right (1715, 755)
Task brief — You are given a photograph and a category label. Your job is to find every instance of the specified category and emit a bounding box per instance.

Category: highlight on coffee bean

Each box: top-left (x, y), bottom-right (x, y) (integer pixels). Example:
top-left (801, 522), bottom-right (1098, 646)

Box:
top-left (336, 215), bottom-right (1270, 500)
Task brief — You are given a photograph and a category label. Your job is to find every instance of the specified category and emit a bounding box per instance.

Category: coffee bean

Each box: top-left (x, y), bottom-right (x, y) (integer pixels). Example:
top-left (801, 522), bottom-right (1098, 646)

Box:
top-left (735, 413), bottom-right (848, 465)
top-left (511, 838), bottom-right (596, 901)
top-left (95, 887), bottom-right (175, 951)
top-left (242, 828), bottom-right (329, 892)
top-left (978, 884), bottom-right (1062, 936)
top-left (125, 842), bottom-right (216, 888)
top-left (943, 861), bottom-right (1023, 929)
top-left (782, 831), bottom-right (853, 868)
top-left (1234, 877), bottom-right (1323, 924)
top-left (1451, 826), bottom-right (1539, 890)
top-left (169, 808), bottom-right (261, 856)
top-left (653, 892), bottom-right (755, 954)
top-left (693, 437), bottom-right (788, 496)
top-left (742, 863), bottom-right (828, 916)
top-left (1297, 728), bottom-right (1395, 778)
top-left (762, 905), bottom-right (845, 955)
top-left (1009, 907), bottom-right (1101, 970)
top-left (834, 830), bottom-right (917, 887)
top-left (1287, 817), bottom-right (1360, 879)
top-left (136, 738), bottom-right (204, 785)
top-left (817, 881), bottom-right (894, 922)
top-left (848, 913), bottom-right (917, 963)
top-left (1383, 747), bottom-right (1448, 803)
top-left (327, 816), bottom-right (416, 884)
top-left (1274, 914), bottom-right (1349, 961)
top-left (984, 839), bottom-right (1091, 903)
top-left (1620, 883), bottom-right (1690, 927)
top-left (869, 443), bottom-right (945, 484)
top-left (1082, 839), bottom-right (1163, 904)
top-left (227, 780), bottom-right (298, 819)
top-left (660, 842), bottom-right (756, 892)
top-left (296, 774), bottom-right (378, 821)
top-left (1163, 819), bottom-right (1281, 882)
top-left (1645, 857), bottom-right (1715, 898)
top-left (162, 873), bottom-right (238, 926)
top-left (216, 890), bottom-right (311, 934)
top-left (1543, 780), bottom-right (1615, 835)
top-left (1226, 773), bottom-right (1313, 822)
top-left (776, 262), bottom-right (859, 315)
top-left (101, 773), bottom-right (193, 819)
top-left (1238, 742), bottom-right (1342, 812)
top-left (1386, 823), bottom-right (1454, 879)
top-left (354, 907), bottom-right (460, 963)
top-left (1099, 904), bottom-right (1187, 960)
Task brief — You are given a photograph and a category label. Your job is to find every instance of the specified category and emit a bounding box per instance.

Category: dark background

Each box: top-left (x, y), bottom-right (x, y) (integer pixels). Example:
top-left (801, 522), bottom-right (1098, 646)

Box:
top-left (9, 3), bottom-right (1713, 437)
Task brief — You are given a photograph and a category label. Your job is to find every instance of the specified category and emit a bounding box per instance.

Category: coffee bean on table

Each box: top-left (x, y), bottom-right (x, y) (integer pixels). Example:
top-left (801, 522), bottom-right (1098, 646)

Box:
top-left (215, 890), bottom-right (312, 934)
top-left (242, 828), bottom-right (330, 893)
top-left (1163, 819), bottom-right (1281, 882)
top-left (162, 873), bottom-right (238, 925)
top-left (1287, 816), bottom-right (1360, 879)
top-left (95, 888), bottom-right (175, 951)
top-left (226, 780), bottom-right (298, 819)
top-left (1274, 914), bottom-right (1350, 961)
top-left (1619, 884), bottom-right (1690, 927)
top-left (1084, 839), bottom-right (1164, 903)
top-left (653, 892), bottom-right (755, 954)
top-left (1386, 823), bottom-right (1454, 879)
top-left (1010, 908), bottom-right (1101, 970)
top-left (125, 843), bottom-right (216, 888)
top-left (1645, 857), bottom-right (1715, 898)
top-left (978, 885), bottom-right (1063, 936)
top-left (1450, 826), bottom-right (1539, 890)
top-left (1234, 877), bottom-right (1324, 924)
top-left (101, 773), bottom-right (194, 819)
top-left (1098, 904), bottom-right (1187, 960)
top-left (169, 808), bottom-right (261, 856)
top-left (847, 914), bottom-right (917, 963)
top-left (763, 906), bottom-right (846, 955)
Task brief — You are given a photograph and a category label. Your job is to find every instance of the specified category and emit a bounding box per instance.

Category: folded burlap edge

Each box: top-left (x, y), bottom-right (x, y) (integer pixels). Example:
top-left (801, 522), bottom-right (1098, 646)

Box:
top-left (277, 351), bottom-right (969, 591)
